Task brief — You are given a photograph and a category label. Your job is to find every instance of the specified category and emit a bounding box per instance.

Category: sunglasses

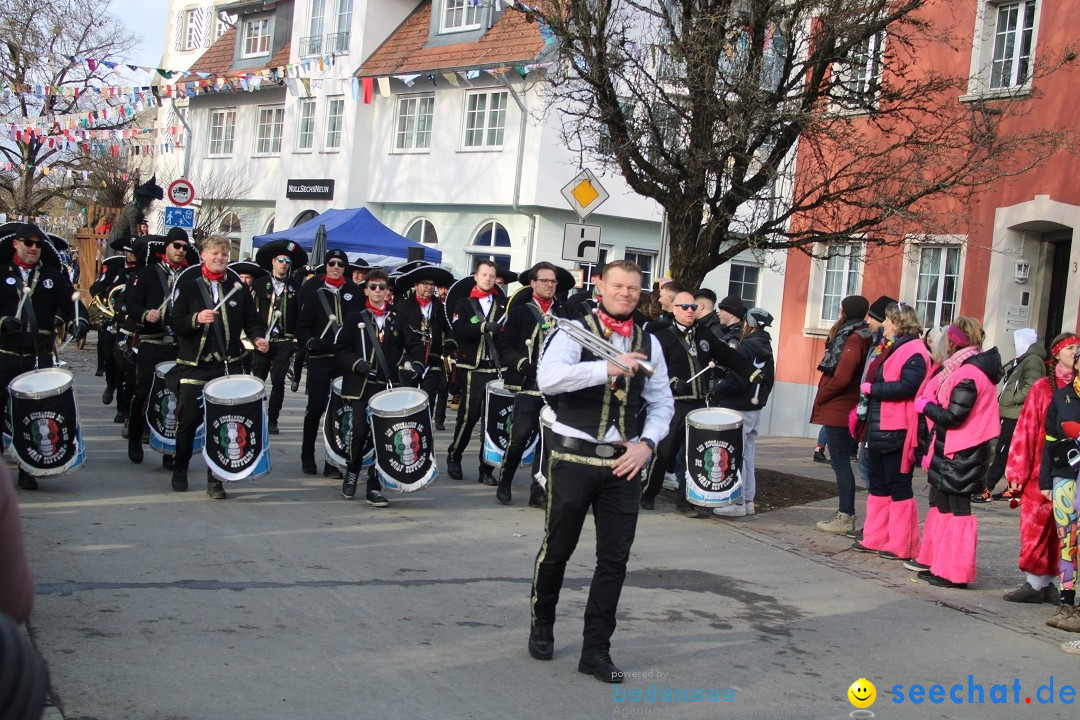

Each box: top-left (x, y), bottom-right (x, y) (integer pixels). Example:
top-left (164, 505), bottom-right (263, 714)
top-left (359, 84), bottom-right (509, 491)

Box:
top-left (368, 283), bottom-right (388, 291)
top-left (675, 303), bottom-right (699, 311)
top-left (326, 260), bottom-right (345, 268)
top-left (18, 239), bottom-right (43, 248)
top-left (275, 256), bottom-right (292, 264)
top-left (170, 242), bottom-right (188, 250)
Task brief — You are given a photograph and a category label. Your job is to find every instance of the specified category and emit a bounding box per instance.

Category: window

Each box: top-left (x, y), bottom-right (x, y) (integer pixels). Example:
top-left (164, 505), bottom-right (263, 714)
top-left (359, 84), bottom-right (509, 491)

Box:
top-left (293, 210), bottom-right (319, 227)
top-left (469, 254), bottom-right (512, 272)
top-left (296, 98), bottom-right (316, 150)
top-left (255, 106), bottom-right (285, 155)
top-left (990, 1), bottom-right (1036, 89)
top-left (325, 96), bottom-right (345, 149)
top-left (915, 246), bottom-right (961, 328)
top-left (242, 17), bottom-right (271, 57)
top-left (219, 213), bottom-right (241, 234)
top-left (819, 244), bottom-right (862, 323)
top-left (442, 0), bottom-right (481, 32)
top-left (579, 248), bottom-right (610, 294)
top-left (728, 263), bottom-right (760, 307)
top-left (463, 90), bottom-right (508, 149)
top-left (331, 0), bottom-right (353, 52)
top-left (395, 95), bottom-right (435, 151)
top-left (623, 250), bottom-right (656, 290)
top-left (215, 12), bottom-right (232, 41)
top-left (472, 221), bottom-right (511, 248)
top-left (208, 109), bottom-right (236, 156)
top-left (184, 8), bottom-right (200, 50)
top-left (405, 218), bottom-right (439, 244)
top-left (835, 31), bottom-right (885, 102)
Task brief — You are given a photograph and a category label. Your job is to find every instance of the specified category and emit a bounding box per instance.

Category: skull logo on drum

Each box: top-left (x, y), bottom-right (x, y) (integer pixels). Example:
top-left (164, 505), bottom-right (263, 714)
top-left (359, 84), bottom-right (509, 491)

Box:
top-left (31, 417), bottom-right (61, 460)
top-left (393, 428), bottom-right (421, 465)
top-left (219, 421), bottom-right (248, 461)
top-left (703, 445), bottom-right (730, 487)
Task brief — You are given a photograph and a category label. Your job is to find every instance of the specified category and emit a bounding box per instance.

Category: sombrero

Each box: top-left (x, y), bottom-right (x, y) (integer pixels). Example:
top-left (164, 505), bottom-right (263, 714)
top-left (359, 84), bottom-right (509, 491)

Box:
top-left (516, 263), bottom-right (576, 296)
top-left (230, 261), bottom-right (269, 279)
top-left (254, 239), bottom-right (309, 272)
top-left (443, 275), bottom-right (505, 327)
top-left (0, 221), bottom-right (63, 270)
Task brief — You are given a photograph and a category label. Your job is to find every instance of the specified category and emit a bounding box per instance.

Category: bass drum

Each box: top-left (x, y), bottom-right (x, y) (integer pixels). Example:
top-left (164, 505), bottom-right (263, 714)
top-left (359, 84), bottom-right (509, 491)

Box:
top-left (147, 361), bottom-right (203, 455)
top-left (482, 380), bottom-right (536, 469)
top-left (684, 408), bottom-right (743, 506)
top-left (202, 375), bottom-right (271, 482)
top-left (7, 368), bottom-right (86, 477)
top-left (368, 387), bottom-right (436, 493)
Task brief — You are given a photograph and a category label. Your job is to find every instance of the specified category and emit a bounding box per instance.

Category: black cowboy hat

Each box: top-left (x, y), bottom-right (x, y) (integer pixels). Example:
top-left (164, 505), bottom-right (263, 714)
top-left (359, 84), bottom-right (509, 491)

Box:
top-left (443, 275), bottom-right (505, 327)
top-left (45, 233), bottom-right (69, 251)
top-left (0, 222), bottom-right (63, 270)
top-left (495, 266), bottom-right (519, 286)
top-left (110, 236), bottom-right (138, 252)
top-left (394, 260), bottom-right (431, 275)
top-left (516, 263), bottom-right (576, 296)
top-left (254, 239), bottom-right (309, 272)
top-left (132, 234), bottom-right (199, 269)
top-left (394, 263), bottom-right (454, 291)
top-left (229, 261), bottom-right (269, 279)
top-left (310, 260), bottom-right (371, 276)
top-left (134, 175), bottom-right (164, 200)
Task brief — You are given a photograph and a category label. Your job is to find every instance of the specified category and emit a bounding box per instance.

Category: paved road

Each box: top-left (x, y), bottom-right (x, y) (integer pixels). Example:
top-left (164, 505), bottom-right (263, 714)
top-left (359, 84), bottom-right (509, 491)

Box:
top-left (13, 346), bottom-right (1077, 719)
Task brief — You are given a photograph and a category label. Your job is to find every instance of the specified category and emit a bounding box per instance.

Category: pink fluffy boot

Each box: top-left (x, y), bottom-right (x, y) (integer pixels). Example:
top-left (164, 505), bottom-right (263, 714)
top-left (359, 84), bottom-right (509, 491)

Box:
top-left (913, 507), bottom-right (941, 567)
top-left (930, 514), bottom-right (978, 586)
top-left (859, 494), bottom-right (892, 551)
top-left (883, 498), bottom-right (921, 560)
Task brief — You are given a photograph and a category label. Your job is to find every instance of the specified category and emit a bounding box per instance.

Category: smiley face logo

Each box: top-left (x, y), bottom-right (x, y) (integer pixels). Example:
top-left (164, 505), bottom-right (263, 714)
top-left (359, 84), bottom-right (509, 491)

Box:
top-left (848, 678), bottom-right (876, 709)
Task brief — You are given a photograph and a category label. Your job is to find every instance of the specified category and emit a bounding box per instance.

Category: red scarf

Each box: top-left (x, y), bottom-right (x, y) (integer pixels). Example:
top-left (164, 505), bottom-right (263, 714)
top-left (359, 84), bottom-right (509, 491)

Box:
top-left (469, 286), bottom-right (494, 299)
top-left (11, 254), bottom-right (35, 271)
top-left (166, 260), bottom-right (186, 270)
top-left (534, 296), bottom-right (554, 314)
top-left (366, 300), bottom-right (387, 317)
top-left (324, 274), bottom-right (345, 289)
top-left (201, 266), bottom-right (225, 282)
top-left (596, 306), bottom-right (633, 338)
top-left (416, 295), bottom-right (432, 308)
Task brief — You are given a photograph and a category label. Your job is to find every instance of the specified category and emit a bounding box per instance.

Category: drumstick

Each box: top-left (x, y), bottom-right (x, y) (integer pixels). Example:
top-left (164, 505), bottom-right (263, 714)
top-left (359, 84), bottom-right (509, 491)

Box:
top-left (319, 314), bottom-right (338, 340)
top-left (686, 361), bottom-right (716, 384)
top-left (157, 292), bottom-right (171, 314)
top-left (266, 310), bottom-right (281, 338)
top-left (14, 286), bottom-right (31, 321)
top-left (59, 291), bottom-right (82, 353)
top-left (211, 282), bottom-right (243, 313)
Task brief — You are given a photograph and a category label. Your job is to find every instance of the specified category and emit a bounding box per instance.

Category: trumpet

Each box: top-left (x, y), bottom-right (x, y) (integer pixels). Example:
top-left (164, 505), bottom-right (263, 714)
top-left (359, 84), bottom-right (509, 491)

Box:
top-left (554, 317), bottom-right (655, 377)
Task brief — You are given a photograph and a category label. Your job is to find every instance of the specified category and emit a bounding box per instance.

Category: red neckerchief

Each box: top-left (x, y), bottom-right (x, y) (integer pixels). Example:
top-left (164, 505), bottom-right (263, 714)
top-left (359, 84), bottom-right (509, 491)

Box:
top-left (11, 254), bottom-right (35, 271)
top-left (470, 286), bottom-right (494, 299)
top-left (416, 295), bottom-right (432, 308)
top-left (165, 259), bottom-right (186, 271)
top-left (534, 296), bottom-right (554, 314)
top-left (324, 274), bottom-right (345, 289)
top-left (596, 306), bottom-right (633, 338)
top-left (366, 300), bottom-right (387, 317)
top-left (201, 266), bottom-right (225, 282)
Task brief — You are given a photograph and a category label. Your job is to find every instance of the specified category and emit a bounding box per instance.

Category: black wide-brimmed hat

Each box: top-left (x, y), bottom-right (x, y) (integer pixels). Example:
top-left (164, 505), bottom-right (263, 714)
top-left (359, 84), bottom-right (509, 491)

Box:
top-left (230, 261), bottom-right (268, 279)
top-left (394, 263), bottom-right (454, 292)
top-left (517, 263), bottom-right (576, 296)
top-left (134, 175), bottom-right (164, 200)
top-left (254, 239), bottom-right (309, 272)
top-left (495, 266), bottom-right (519, 287)
top-left (110, 235), bottom-right (138, 253)
top-left (0, 221), bottom-right (63, 270)
top-left (443, 275), bottom-right (505, 326)
top-left (133, 234), bottom-right (200, 269)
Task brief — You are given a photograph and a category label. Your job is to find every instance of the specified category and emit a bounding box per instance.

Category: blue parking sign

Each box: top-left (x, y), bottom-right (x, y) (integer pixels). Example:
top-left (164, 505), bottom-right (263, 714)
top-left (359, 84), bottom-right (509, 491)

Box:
top-left (164, 206), bottom-right (195, 229)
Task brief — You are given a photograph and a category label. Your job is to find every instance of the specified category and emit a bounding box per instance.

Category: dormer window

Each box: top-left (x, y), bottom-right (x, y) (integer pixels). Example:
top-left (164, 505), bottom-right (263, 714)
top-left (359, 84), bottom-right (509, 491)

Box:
top-left (242, 17), bottom-right (271, 57)
top-left (442, 0), bottom-right (481, 33)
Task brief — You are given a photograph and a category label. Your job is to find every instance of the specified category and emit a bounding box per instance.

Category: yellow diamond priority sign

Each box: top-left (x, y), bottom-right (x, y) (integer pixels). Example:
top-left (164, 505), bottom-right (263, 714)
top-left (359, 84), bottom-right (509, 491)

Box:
top-left (561, 169), bottom-right (609, 220)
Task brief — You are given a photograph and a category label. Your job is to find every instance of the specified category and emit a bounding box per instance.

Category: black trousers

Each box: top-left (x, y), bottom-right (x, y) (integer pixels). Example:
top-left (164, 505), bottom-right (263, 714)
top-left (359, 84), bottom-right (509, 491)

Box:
top-left (497, 393), bottom-right (545, 492)
top-left (113, 340), bottom-right (135, 414)
top-left (866, 446), bottom-right (914, 501)
top-left (643, 399), bottom-right (703, 502)
top-left (173, 362), bottom-right (229, 471)
top-left (935, 488), bottom-right (972, 517)
top-left (531, 451), bottom-right (640, 654)
top-left (0, 353), bottom-right (53, 454)
top-left (100, 328), bottom-right (117, 387)
top-left (127, 342), bottom-right (178, 452)
top-left (251, 340), bottom-right (293, 421)
top-left (447, 369), bottom-right (496, 473)
top-left (420, 367), bottom-right (447, 424)
top-left (301, 356), bottom-right (335, 460)
top-left (983, 417), bottom-right (1018, 491)
top-left (346, 390), bottom-right (380, 493)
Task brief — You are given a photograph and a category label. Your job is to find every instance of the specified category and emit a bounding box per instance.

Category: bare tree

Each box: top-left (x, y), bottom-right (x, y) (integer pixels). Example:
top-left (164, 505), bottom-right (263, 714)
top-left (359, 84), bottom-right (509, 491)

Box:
top-left (154, 157), bottom-right (256, 247)
top-left (520, 0), bottom-right (1076, 288)
top-left (0, 0), bottom-right (139, 217)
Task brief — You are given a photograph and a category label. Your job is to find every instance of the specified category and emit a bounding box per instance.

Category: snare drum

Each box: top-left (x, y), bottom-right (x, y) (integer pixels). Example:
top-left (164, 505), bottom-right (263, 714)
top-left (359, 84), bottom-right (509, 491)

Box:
top-left (323, 377), bottom-right (374, 471)
top-left (7, 368), bottom-right (86, 476)
top-left (202, 375), bottom-right (271, 482)
top-left (482, 380), bottom-right (536, 469)
top-left (684, 408), bottom-right (743, 506)
top-left (147, 361), bottom-right (203, 455)
top-left (368, 387), bottom-right (436, 493)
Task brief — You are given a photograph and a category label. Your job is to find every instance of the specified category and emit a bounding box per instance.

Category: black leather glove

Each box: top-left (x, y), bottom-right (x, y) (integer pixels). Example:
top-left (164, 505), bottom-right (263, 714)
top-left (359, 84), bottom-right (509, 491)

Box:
top-left (307, 338), bottom-right (328, 354)
top-left (672, 378), bottom-right (690, 395)
top-left (70, 318), bottom-right (90, 341)
top-left (399, 366), bottom-right (417, 385)
top-left (352, 358), bottom-right (370, 375)
top-left (0, 316), bottom-right (22, 334)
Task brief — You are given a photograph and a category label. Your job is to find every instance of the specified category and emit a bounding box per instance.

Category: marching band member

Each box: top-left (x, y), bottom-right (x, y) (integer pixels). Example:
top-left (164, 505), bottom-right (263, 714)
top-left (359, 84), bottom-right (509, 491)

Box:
top-left (90, 238), bottom-right (137, 421)
top-left (529, 259), bottom-right (673, 683)
top-left (494, 262), bottom-right (567, 507)
top-left (251, 240), bottom-right (308, 435)
top-left (122, 230), bottom-right (197, 468)
top-left (395, 263), bottom-right (453, 430)
top-left (0, 223), bottom-right (88, 490)
top-left (334, 269), bottom-right (422, 507)
top-left (446, 260), bottom-right (506, 484)
top-left (295, 249), bottom-right (363, 477)
top-left (168, 236), bottom-right (268, 499)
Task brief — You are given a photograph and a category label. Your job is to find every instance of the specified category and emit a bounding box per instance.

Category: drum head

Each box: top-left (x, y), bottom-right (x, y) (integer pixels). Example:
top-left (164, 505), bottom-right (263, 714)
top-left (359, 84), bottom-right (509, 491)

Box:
top-left (540, 405), bottom-right (556, 427)
top-left (203, 376), bottom-right (265, 405)
top-left (331, 376), bottom-right (343, 394)
top-left (9, 368), bottom-right (74, 399)
top-left (687, 407), bottom-right (743, 431)
top-left (154, 361), bottom-right (176, 378)
top-left (369, 388), bottom-right (427, 417)
top-left (486, 379), bottom-right (506, 395)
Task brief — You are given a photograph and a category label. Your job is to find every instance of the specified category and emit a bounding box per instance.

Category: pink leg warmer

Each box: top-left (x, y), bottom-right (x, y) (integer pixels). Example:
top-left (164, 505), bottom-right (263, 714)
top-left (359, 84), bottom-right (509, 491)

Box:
top-left (931, 513), bottom-right (978, 585)
top-left (883, 498), bottom-right (921, 560)
top-left (861, 494), bottom-right (892, 551)
top-left (914, 507), bottom-right (941, 567)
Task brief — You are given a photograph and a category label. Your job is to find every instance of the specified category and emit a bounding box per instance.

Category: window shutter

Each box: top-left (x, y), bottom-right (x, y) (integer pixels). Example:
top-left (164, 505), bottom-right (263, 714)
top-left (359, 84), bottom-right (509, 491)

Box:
top-left (204, 7), bottom-right (216, 47)
top-left (173, 10), bottom-right (184, 51)
top-left (191, 7), bottom-right (206, 49)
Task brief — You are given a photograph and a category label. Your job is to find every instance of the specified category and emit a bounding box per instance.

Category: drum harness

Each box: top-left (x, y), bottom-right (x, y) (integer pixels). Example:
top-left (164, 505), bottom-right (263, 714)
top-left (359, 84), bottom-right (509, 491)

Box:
top-left (470, 297), bottom-right (502, 380)
top-left (195, 278), bottom-right (232, 375)
top-left (9, 269), bottom-right (43, 368)
top-left (360, 311), bottom-right (396, 392)
top-left (314, 287), bottom-right (341, 354)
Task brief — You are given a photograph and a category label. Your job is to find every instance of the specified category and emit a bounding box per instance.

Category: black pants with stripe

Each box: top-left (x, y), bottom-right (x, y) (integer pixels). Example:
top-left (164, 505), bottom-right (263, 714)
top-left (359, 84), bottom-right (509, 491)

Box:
top-left (446, 369), bottom-right (496, 475)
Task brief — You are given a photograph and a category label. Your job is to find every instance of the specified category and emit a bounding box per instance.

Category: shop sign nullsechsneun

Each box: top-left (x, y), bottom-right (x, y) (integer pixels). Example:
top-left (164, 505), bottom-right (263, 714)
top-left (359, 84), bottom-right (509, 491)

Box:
top-left (286, 179), bottom-right (335, 200)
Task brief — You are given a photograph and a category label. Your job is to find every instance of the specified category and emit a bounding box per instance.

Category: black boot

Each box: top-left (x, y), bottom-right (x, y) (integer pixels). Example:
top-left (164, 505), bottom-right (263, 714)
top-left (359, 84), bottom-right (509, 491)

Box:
top-left (496, 482), bottom-right (512, 505)
top-left (102, 386), bottom-right (115, 405)
top-left (16, 470), bottom-right (38, 491)
top-left (323, 463), bottom-right (343, 479)
top-left (528, 625), bottom-right (554, 660)
top-left (447, 458), bottom-right (463, 480)
top-left (162, 455), bottom-right (174, 471)
top-left (171, 467), bottom-right (188, 492)
top-left (128, 440), bottom-right (144, 464)
top-left (268, 417), bottom-right (279, 435)
top-left (301, 455), bottom-right (317, 475)
top-left (206, 471), bottom-right (227, 500)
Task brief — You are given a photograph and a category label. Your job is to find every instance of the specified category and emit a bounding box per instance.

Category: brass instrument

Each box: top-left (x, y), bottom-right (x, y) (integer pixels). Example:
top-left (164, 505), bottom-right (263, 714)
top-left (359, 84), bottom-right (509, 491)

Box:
top-left (554, 317), bottom-right (655, 377)
top-left (88, 284), bottom-right (124, 320)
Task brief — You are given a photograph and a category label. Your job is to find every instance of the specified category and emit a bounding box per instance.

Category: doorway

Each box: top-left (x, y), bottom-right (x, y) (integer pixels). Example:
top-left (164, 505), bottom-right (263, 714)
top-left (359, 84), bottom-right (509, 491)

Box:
top-left (1043, 230), bottom-right (1073, 349)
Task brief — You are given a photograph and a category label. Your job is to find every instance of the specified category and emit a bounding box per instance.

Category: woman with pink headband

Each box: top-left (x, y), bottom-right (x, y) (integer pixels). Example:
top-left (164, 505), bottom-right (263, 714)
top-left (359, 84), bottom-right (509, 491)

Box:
top-left (913, 317), bottom-right (1004, 588)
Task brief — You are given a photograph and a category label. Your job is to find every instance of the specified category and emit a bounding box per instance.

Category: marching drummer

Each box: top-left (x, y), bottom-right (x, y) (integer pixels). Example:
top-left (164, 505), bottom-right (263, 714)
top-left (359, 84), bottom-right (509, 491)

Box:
top-left (493, 262), bottom-right (568, 507)
top-left (394, 263), bottom-right (454, 431)
top-left (295, 249), bottom-right (363, 477)
top-left (250, 240), bottom-right (308, 436)
top-left (168, 236), bottom-right (268, 499)
top-left (446, 260), bottom-right (506, 484)
top-left (528, 259), bottom-right (672, 682)
top-left (334, 269), bottom-right (422, 506)
top-left (0, 222), bottom-right (89, 490)
top-left (123, 229), bottom-right (197, 469)
top-left (90, 237), bottom-right (138, 423)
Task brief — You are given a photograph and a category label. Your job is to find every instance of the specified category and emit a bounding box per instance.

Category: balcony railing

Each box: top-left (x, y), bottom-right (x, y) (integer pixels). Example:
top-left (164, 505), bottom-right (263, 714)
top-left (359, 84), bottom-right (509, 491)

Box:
top-left (325, 31), bottom-right (350, 55)
top-left (300, 32), bottom-right (350, 57)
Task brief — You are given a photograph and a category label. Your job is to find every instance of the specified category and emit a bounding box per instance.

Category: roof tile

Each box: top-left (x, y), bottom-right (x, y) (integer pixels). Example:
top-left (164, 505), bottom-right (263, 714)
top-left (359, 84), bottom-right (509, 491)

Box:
top-left (177, 27), bottom-right (292, 83)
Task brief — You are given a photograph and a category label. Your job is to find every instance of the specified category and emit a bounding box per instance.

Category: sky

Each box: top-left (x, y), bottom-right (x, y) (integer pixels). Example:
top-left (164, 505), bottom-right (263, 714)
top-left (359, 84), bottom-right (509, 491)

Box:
top-left (108, 0), bottom-right (169, 69)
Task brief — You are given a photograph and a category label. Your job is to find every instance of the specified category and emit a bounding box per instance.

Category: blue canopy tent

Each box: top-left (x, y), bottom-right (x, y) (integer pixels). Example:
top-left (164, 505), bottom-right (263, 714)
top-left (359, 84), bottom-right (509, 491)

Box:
top-left (251, 208), bottom-right (441, 267)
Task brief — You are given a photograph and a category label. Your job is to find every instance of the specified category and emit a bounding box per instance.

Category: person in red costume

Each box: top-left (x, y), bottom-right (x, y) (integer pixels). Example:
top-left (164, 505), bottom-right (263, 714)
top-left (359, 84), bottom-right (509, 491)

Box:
top-left (999, 333), bottom-right (1077, 603)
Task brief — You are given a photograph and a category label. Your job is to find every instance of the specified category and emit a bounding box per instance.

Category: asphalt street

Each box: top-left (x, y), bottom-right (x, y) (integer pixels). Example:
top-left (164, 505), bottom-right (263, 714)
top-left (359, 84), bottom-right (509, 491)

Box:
top-left (12, 344), bottom-right (1078, 720)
